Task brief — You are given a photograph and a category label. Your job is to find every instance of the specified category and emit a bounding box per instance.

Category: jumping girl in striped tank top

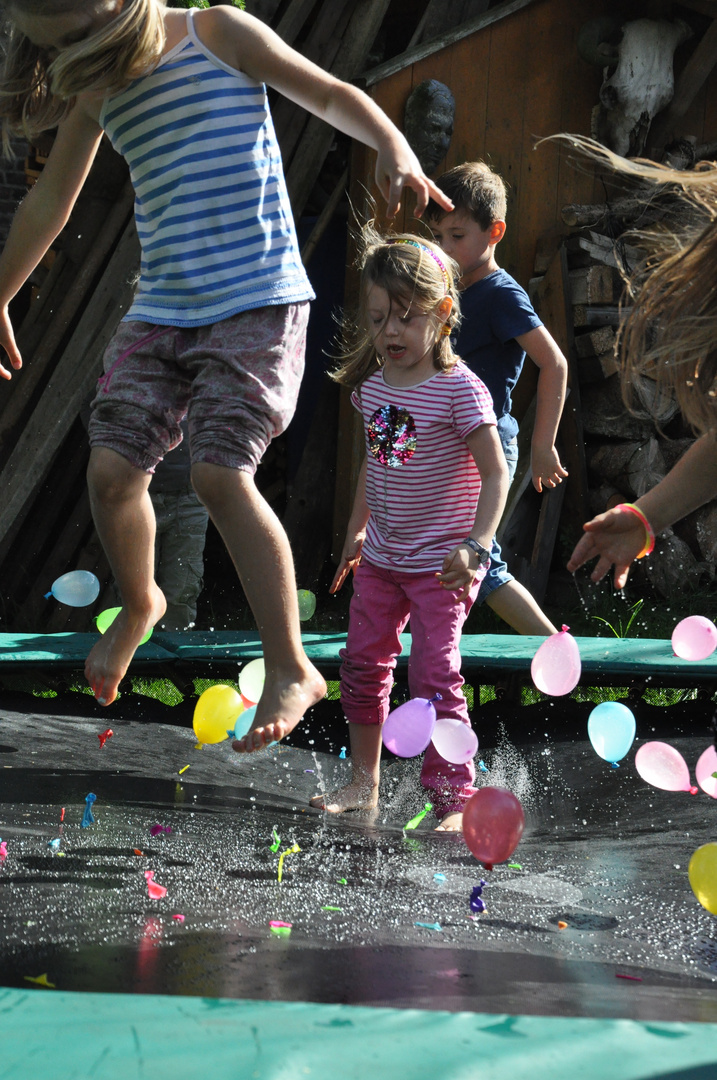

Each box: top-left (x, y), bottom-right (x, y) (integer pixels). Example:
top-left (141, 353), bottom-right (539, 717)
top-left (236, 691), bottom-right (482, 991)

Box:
top-left (0, 0), bottom-right (453, 747)
top-left (312, 228), bottom-right (508, 830)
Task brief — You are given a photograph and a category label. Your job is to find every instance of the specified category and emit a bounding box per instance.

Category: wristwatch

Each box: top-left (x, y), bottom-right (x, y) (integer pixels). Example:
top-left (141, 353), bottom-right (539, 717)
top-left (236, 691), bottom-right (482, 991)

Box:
top-left (461, 537), bottom-right (491, 567)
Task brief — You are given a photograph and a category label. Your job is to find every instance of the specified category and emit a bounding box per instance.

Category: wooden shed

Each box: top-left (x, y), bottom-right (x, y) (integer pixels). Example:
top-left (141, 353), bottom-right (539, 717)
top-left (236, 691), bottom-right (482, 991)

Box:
top-left (335, 0), bottom-right (717, 602)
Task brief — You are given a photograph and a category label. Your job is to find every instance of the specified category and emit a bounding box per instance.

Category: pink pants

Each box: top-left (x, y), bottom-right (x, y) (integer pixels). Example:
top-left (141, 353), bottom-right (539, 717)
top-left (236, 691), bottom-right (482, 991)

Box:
top-left (340, 560), bottom-right (482, 819)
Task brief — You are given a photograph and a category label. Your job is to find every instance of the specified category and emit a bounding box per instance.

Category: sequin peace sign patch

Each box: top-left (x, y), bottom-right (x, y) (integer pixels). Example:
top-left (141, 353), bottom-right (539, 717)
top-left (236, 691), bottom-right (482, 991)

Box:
top-left (367, 404), bottom-right (417, 467)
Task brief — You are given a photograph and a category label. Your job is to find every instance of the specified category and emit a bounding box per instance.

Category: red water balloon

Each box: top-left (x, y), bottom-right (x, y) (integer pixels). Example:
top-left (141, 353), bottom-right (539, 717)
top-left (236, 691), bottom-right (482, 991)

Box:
top-left (463, 786), bottom-right (525, 871)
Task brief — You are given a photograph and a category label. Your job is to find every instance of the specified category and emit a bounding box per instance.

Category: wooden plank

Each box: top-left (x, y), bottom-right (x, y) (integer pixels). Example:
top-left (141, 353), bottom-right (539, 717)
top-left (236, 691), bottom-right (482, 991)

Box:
top-left (533, 246), bottom-right (589, 536)
top-left (649, 18), bottom-right (717, 152)
top-left (437, 22), bottom-right (491, 171)
top-left (363, 0), bottom-right (540, 86)
top-left (0, 219), bottom-right (140, 548)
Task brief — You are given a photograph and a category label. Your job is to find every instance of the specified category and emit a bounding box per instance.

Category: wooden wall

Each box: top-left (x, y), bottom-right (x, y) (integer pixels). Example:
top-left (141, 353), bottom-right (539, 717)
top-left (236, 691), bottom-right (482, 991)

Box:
top-left (333, 0), bottom-right (717, 552)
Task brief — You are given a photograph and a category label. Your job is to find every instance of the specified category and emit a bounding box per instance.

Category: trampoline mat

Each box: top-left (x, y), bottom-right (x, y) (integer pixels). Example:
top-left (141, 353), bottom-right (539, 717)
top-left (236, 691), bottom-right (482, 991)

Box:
top-left (1, 702), bottom-right (716, 1022)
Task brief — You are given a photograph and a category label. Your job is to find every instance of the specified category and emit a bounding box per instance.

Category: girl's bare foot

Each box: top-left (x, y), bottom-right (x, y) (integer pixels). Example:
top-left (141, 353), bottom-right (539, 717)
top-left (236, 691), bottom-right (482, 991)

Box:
top-left (85, 586), bottom-right (166, 705)
top-left (232, 664), bottom-right (326, 753)
top-left (435, 810), bottom-right (463, 832)
top-left (310, 780), bottom-right (379, 813)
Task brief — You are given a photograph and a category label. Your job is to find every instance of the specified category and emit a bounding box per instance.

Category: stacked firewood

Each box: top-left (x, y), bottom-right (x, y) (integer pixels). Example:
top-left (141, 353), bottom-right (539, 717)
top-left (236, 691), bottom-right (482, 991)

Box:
top-left (533, 196), bottom-right (715, 598)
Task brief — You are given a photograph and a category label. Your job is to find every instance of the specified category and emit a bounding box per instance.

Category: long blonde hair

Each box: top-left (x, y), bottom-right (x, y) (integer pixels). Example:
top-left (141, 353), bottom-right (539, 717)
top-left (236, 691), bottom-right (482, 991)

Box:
top-left (556, 135), bottom-right (717, 437)
top-left (332, 223), bottom-right (461, 390)
top-left (0, 0), bottom-right (165, 153)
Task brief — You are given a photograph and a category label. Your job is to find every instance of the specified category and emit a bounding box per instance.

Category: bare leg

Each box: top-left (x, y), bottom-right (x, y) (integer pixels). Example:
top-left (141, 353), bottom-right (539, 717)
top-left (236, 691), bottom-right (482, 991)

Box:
top-left (85, 448), bottom-right (167, 705)
top-left (191, 463), bottom-right (326, 751)
top-left (310, 722), bottom-right (381, 812)
top-left (485, 579), bottom-right (558, 635)
top-left (435, 810), bottom-right (463, 832)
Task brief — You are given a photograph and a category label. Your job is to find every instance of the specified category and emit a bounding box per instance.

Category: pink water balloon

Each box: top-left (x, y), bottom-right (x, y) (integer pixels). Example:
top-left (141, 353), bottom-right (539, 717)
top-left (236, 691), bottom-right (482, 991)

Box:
top-left (635, 741), bottom-right (697, 794)
top-left (671, 616), bottom-right (717, 661)
top-left (431, 717), bottom-right (478, 765)
top-left (696, 745), bottom-right (717, 798)
top-left (531, 625), bottom-right (581, 696)
top-left (463, 787), bottom-right (525, 871)
top-left (382, 696), bottom-right (438, 758)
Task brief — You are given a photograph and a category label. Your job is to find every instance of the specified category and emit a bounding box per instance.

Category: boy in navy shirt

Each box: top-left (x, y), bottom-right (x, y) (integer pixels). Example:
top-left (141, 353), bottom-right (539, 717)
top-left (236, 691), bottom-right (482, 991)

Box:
top-left (428, 161), bottom-right (568, 634)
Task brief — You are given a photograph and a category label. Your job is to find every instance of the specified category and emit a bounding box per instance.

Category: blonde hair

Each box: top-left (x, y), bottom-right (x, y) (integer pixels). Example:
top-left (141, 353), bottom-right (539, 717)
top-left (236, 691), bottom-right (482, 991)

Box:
top-left (331, 224), bottom-right (461, 390)
top-left (0, 0), bottom-right (165, 153)
top-left (555, 135), bottom-right (717, 437)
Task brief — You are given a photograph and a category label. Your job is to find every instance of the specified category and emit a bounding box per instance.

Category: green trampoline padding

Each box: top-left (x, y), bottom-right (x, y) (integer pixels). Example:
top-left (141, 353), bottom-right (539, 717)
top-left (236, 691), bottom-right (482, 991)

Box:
top-left (2, 989), bottom-right (717, 1080)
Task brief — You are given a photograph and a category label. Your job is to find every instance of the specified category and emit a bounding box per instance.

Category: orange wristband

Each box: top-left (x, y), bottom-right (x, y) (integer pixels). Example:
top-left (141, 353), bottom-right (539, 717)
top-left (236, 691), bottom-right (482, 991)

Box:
top-left (616, 502), bottom-right (655, 558)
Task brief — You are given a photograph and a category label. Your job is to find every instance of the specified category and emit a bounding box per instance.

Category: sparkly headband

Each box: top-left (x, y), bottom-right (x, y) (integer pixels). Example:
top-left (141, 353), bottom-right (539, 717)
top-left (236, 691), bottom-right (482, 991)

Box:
top-left (386, 239), bottom-right (452, 293)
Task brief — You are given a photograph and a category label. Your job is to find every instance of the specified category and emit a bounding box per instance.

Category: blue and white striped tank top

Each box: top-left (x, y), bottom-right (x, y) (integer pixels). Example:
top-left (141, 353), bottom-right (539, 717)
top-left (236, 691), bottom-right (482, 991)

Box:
top-left (100, 10), bottom-right (314, 327)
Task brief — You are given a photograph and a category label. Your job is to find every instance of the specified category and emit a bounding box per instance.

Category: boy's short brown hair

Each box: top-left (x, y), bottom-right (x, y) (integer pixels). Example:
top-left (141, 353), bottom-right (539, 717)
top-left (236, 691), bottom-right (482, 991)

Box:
top-left (426, 161), bottom-right (508, 230)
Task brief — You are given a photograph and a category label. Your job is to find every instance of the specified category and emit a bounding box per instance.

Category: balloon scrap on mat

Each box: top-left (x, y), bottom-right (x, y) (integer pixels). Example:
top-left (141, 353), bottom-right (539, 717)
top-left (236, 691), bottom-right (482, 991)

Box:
top-left (382, 694), bottom-right (441, 758)
top-left (193, 684), bottom-right (243, 745)
top-left (696, 745), bottom-right (717, 798)
top-left (239, 658), bottom-right (265, 704)
top-left (81, 793), bottom-right (97, 828)
top-left (470, 881), bottom-right (487, 913)
top-left (150, 824), bottom-right (172, 837)
top-left (297, 589), bottom-right (317, 621)
top-left (145, 870), bottom-right (167, 899)
top-left (47, 838), bottom-right (61, 855)
top-left (0, 840), bottom-right (7, 861)
top-left (689, 843), bottom-right (717, 915)
top-left (24, 973), bottom-right (56, 989)
top-left (431, 716), bottom-right (478, 765)
top-left (671, 615), bottom-right (717, 661)
top-left (172, 914), bottom-right (185, 922)
top-left (404, 802), bottom-right (432, 830)
top-left (587, 701), bottom-right (636, 766)
top-left (339, 746), bottom-right (347, 758)
top-left (46, 570), bottom-right (100, 607)
top-left (97, 728), bottom-right (113, 749)
top-left (270, 921), bottom-right (292, 936)
top-left (635, 741), bottom-right (698, 794)
top-left (531, 625), bottom-right (581, 696)
top-left (463, 787), bottom-right (525, 871)
top-left (277, 842), bottom-right (300, 884)
top-left (270, 827), bottom-right (281, 853)
top-left (96, 606), bottom-right (152, 645)
top-left (415, 922), bottom-right (442, 931)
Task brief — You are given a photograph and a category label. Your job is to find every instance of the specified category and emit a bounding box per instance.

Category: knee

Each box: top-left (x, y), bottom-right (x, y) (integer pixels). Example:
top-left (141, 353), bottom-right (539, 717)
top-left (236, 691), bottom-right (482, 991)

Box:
top-left (191, 461), bottom-right (251, 511)
top-left (87, 448), bottom-right (148, 505)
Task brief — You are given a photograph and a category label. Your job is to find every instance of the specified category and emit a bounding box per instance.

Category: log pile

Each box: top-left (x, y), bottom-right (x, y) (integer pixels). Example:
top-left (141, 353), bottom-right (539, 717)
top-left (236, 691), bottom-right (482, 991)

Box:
top-left (528, 192), bottom-right (715, 599)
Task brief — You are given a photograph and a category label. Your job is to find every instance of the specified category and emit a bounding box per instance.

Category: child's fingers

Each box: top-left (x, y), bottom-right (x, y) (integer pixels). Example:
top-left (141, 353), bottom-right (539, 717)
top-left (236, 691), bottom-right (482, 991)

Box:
top-left (329, 561), bottom-right (351, 594)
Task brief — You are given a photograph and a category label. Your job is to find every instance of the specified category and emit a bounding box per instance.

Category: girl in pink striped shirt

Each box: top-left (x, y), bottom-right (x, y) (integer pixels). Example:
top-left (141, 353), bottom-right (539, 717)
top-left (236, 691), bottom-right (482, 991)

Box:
top-left (311, 230), bottom-right (509, 831)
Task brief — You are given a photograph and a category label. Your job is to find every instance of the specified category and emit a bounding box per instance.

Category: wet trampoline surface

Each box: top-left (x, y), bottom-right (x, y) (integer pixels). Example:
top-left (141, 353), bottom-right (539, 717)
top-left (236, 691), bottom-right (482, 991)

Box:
top-left (1, 701), bottom-right (717, 1022)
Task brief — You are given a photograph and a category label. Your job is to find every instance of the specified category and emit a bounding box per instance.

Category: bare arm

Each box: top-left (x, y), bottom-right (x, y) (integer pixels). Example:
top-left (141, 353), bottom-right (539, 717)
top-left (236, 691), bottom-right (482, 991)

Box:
top-left (567, 432), bottom-right (717, 588)
top-left (330, 457), bottom-right (369, 594)
top-left (0, 102), bottom-right (103, 378)
top-left (515, 325), bottom-right (569, 492)
top-left (198, 7), bottom-right (453, 219)
top-left (437, 423), bottom-right (509, 602)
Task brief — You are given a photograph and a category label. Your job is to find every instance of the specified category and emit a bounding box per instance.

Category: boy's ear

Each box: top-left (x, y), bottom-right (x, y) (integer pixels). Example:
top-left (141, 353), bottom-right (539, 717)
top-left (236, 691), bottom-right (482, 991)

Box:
top-left (490, 220), bottom-right (506, 244)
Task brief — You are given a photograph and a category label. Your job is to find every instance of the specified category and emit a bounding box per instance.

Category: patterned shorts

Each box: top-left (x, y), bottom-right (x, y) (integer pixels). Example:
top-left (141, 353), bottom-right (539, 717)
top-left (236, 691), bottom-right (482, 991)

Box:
top-left (88, 302), bottom-right (309, 474)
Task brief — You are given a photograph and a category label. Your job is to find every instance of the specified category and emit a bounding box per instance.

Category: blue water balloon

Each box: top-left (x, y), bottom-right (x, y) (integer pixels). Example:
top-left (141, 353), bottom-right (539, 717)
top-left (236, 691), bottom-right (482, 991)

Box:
top-left (229, 705), bottom-right (257, 741)
top-left (587, 701), bottom-right (636, 765)
top-left (48, 570), bottom-right (100, 607)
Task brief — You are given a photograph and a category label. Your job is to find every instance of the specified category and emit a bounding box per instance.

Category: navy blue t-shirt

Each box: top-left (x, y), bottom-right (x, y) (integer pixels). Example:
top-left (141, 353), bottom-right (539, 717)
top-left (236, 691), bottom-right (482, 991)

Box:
top-left (455, 268), bottom-right (542, 441)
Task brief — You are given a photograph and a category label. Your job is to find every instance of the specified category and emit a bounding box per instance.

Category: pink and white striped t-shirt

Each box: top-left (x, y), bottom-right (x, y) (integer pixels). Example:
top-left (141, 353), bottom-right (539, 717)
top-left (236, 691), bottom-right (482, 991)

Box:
top-left (352, 361), bottom-right (497, 573)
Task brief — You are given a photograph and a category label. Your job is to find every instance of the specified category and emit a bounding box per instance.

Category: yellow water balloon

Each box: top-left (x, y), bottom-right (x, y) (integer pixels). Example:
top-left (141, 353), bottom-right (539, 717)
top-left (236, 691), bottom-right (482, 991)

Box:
top-left (689, 842), bottom-right (717, 915)
top-left (193, 685), bottom-right (243, 745)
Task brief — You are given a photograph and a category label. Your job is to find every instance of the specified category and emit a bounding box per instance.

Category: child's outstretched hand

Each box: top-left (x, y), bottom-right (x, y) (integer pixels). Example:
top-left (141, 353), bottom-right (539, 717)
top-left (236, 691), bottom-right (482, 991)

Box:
top-left (0, 306), bottom-right (22, 380)
top-left (531, 445), bottom-right (568, 493)
top-left (567, 506), bottom-right (648, 589)
top-left (436, 545), bottom-right (477, 603)
top-left (330, 533), bottom-right (365, 594)
top-left (375, 142), bottom-right (454, 219)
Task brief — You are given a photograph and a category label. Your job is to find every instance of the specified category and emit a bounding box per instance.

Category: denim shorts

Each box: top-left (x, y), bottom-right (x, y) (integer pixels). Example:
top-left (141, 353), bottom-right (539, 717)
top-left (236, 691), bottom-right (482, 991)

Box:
top-left (89, 302), bottom-right (309, 475)
top-left (477, 432), bottom-right (518, 602)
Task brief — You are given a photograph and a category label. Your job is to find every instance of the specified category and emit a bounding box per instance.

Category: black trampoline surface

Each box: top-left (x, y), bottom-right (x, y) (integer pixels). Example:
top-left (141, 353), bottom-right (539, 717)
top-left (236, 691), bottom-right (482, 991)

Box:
top-left (1, 696), bottom-right (717, 1022)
